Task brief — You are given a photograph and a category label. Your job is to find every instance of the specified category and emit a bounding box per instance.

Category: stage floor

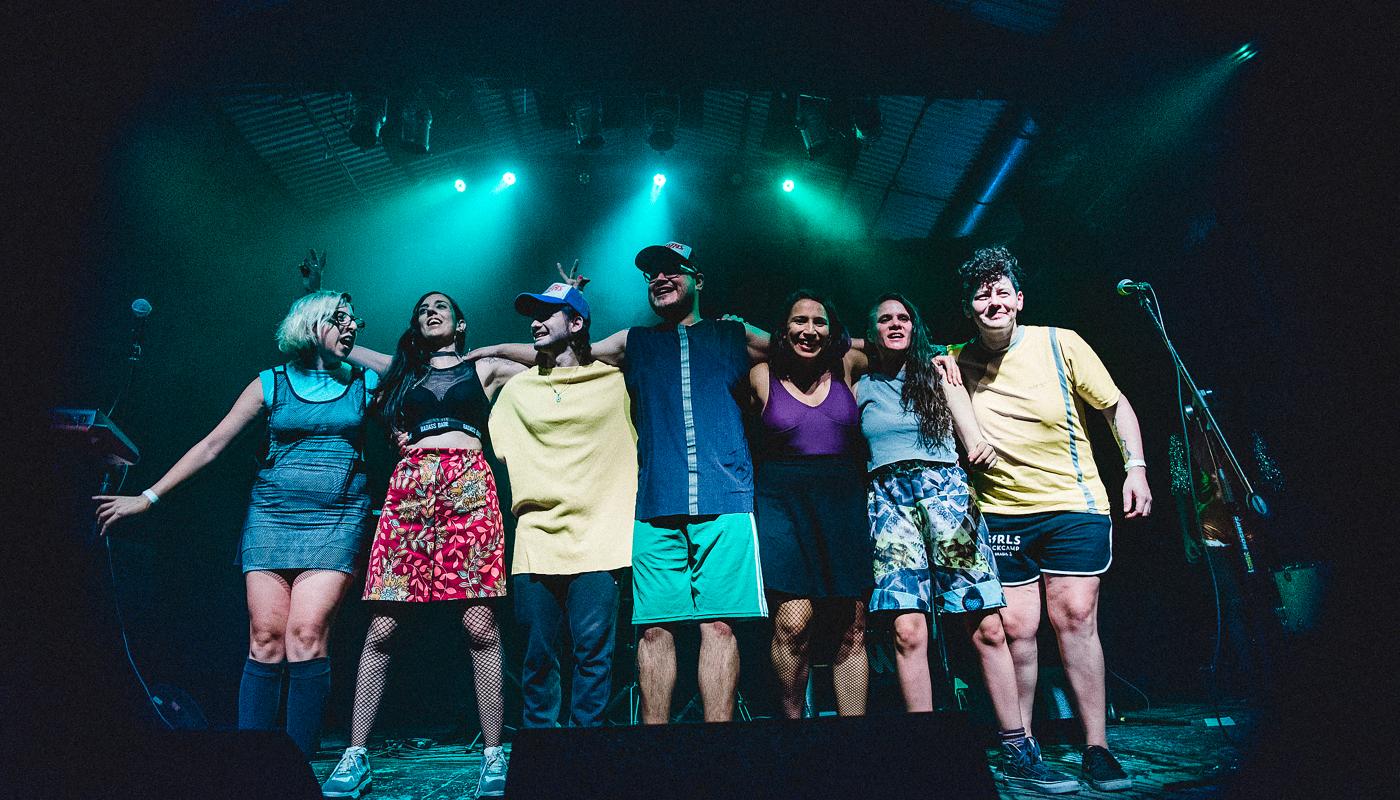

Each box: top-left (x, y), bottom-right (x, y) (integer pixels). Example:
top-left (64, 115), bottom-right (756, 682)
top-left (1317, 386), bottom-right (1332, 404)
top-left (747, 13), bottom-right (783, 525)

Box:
top-left (311, 702), bottom-right (1252, 799)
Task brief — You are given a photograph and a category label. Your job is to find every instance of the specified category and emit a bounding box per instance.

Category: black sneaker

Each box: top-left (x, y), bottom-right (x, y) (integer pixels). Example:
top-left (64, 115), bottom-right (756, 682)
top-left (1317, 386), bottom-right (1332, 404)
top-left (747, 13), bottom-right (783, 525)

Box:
top-left (1001, 737), bottom-right (1080, 795)
top-left (1081, 745), bottom-right (1133, 791)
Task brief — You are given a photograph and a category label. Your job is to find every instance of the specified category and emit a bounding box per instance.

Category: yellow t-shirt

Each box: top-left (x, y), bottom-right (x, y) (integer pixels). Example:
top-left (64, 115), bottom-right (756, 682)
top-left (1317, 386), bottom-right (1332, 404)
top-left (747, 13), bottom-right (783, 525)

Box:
top-left (949, 326), bottom-right (1120, 516)
top-left (487, 361), bottom-right (638, 575)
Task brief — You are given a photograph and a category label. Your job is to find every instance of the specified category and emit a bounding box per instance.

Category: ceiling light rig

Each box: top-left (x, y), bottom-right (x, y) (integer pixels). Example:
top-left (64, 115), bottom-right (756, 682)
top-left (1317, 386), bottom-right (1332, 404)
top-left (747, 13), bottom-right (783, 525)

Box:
top-left (396, 95), bottom-right (432, 154)
top-left (794, 95), bottom-right (833, 159)
top-left (569, 94), bottom-right (606, 150)
top-left (347, 92), bottom-right (388, 149)
top-left (645, 94), bottom-right (680, 153)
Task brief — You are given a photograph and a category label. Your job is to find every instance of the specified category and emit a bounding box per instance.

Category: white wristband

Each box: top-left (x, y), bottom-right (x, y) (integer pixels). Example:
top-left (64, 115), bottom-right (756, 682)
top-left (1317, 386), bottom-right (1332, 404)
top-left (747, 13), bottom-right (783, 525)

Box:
top-left (1124, 458), bottom-right (1147, 471)
top-left (141, 489), bottom-right (161, 505)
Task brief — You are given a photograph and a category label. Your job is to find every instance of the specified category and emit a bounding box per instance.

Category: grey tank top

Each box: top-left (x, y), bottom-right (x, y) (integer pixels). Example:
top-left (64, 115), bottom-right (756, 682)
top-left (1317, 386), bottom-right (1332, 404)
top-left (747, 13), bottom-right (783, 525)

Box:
top-left (856, 369), bottom-right (957, 471)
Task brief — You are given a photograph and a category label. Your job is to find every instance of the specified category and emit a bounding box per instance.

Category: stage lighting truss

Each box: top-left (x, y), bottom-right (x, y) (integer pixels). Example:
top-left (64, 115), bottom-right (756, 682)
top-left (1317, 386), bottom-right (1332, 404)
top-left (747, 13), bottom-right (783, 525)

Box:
top-left (569, 94), bottom-right (606, 150)
top-left (645, 93), bottom-right (680, 152)
top-left (348, 92), bottom-right (388, 149)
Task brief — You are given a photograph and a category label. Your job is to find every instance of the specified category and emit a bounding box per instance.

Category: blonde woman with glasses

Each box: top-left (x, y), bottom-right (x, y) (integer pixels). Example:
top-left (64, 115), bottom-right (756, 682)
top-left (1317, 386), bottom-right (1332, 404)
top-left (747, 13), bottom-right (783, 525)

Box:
top-left (95, 289), bottom-right (377, 761)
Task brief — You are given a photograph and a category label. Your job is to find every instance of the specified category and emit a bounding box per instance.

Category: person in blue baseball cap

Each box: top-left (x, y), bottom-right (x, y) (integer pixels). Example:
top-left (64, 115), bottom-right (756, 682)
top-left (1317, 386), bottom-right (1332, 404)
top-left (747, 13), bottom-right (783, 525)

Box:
top-left (490, 262), bottom-right (639, 732)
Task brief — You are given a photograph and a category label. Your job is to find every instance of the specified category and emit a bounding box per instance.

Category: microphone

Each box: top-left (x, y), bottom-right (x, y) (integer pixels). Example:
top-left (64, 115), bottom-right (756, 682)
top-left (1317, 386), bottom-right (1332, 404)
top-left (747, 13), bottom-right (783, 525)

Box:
top-left (129, 298), bottom-right (152, 361)
top-left (1116, 279), bottom-right (1151, 296)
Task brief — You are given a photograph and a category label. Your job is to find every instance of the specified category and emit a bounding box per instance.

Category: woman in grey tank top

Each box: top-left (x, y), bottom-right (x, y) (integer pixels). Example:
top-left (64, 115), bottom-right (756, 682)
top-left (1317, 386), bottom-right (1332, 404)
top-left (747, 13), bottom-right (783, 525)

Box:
top-left (858, 293), bottom-right (1079, 791)
top-left (95, 290), bottom-right (372, 760)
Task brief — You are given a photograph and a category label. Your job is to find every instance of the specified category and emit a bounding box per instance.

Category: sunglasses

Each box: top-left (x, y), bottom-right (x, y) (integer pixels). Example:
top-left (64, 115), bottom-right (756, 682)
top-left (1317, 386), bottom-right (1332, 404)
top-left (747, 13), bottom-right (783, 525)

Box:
top-left (642, 265), bottom-right (698, 282)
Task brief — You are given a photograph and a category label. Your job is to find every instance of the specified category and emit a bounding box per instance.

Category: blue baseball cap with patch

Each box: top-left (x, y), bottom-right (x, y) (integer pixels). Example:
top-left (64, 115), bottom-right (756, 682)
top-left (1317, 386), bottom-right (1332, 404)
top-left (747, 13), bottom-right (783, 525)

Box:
top-left (513, 282), bottom-right (590, 320)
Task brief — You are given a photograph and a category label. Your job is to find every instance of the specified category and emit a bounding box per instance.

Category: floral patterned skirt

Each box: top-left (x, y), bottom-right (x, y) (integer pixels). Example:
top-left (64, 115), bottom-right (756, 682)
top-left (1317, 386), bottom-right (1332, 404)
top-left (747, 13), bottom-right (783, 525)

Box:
top-left (363, 448), bottom-right (506, 602)
top-left (867, 460), bottom-right (1004, 615)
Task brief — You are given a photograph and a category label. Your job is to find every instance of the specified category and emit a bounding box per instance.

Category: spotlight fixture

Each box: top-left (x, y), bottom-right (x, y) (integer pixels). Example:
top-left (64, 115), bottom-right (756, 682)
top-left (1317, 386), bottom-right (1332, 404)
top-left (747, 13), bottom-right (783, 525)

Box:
top-left (653, 173), bottom-right (667, 188)
top-left (396, 98), bottom-right (433, 154)
top-left (851, 96), bottom-right (882, 143)
top-left (1232, 42), bottom-right (1257, 62)
top-left (795, 95), bottom-right (833, 159)
top-left (568, 94), bottom-right (606, 150)
top-left (348, 92), bottom-right (388, 149)
top-left (782, 178), bottom-right (796, 192)
top-left (645, 93), bottom-right (680, 153)
top-left (453, 178), bottom-right (467, 192)
top-left (576, 167), bottom-right (591, 185)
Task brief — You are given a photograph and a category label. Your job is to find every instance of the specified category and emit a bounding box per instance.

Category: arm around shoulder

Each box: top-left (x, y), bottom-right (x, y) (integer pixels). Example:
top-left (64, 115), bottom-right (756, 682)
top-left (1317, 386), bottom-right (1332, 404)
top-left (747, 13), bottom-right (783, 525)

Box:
top-left (590, 328), bottom-right (629, 368)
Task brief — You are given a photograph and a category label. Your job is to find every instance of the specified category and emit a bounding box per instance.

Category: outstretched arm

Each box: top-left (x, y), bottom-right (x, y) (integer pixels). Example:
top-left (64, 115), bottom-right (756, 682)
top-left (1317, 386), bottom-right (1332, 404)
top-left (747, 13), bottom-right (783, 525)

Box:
top-left (1102, 394), bottom-right (1152, 518)
top-left (94, 378), bottom-right (265, 534)
top-left (467, 342), bottom-right (545, 367)
top-left (475, 356), bottom-right (529, 401)
top-left (941, 377), bottom-right (997, 469)
top-left (589, 328), bottom-right (629, 368)
top-left (347, 345), bottom-right (392, 376)
top-left (718, 315), bottom-right (770, 364)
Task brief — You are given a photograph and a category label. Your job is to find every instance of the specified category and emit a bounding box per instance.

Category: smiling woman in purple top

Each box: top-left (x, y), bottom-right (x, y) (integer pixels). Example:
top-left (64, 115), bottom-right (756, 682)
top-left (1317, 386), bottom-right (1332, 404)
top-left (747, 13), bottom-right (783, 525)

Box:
top-left (747, 290), bottom-right (873, 718)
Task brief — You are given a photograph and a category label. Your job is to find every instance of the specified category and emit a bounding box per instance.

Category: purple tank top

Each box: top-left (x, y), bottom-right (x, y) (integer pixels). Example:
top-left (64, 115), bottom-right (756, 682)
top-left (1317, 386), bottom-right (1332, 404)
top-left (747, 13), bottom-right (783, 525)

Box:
top-left (759, 372), bottom-right (862, 459)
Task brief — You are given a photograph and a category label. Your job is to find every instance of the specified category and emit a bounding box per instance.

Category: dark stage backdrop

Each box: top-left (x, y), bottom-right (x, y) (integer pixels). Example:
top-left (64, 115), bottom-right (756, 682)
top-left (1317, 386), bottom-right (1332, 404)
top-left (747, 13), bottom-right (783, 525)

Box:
top-left (62, 84), bottom-right (1320, 740)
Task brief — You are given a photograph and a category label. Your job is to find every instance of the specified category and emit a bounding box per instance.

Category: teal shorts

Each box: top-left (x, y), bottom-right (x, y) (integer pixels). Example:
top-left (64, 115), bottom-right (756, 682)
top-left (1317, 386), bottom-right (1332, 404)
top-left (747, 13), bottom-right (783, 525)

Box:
top-left (632, 513), bottom-right (769, 624)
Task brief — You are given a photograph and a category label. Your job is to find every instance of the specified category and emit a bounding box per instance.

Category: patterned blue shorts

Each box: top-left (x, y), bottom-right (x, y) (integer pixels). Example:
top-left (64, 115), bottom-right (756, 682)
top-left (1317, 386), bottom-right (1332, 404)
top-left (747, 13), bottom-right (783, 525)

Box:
top-left (867, 461), bottom-right (1005, 615)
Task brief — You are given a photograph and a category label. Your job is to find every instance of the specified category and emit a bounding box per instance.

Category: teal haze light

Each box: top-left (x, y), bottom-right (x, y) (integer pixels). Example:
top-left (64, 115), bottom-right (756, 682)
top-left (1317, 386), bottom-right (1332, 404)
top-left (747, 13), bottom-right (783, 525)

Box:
top-left (453, 178), bottom-right (467, 193)
top-left (782, 179), bottom-right (796, 193)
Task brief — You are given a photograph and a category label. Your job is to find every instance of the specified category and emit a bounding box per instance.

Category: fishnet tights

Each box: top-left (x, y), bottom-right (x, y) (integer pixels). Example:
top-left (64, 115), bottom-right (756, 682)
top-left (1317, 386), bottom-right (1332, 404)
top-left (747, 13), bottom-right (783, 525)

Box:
top-left (347, 602), bottom-right (505, 748)
top-left (770, 597), bottom-right (868, 718)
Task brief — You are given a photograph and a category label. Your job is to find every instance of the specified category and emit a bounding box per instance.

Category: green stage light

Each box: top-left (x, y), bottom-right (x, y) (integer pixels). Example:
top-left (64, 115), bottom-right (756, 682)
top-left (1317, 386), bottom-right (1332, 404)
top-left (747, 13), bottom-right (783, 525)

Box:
top-left (502, 172), bottom-right (517, 186)
top-left (453, 179), bottom-right (467, 192)
top-left (653, 173), bottom-right (667, 188)
top-left (782, 179), bottom-right (795, 193)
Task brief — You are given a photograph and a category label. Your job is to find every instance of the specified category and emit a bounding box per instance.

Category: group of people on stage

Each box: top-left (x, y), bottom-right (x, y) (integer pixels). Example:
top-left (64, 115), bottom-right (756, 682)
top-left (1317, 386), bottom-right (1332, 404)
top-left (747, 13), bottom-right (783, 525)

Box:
top-left (95, 241), bottom-right (1152, 798)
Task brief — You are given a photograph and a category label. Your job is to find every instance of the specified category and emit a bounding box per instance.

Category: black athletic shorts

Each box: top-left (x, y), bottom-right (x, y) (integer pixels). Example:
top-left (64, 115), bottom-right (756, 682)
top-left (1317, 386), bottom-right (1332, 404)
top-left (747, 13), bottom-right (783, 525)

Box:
top-left (983, 511), bottom-right (1112, 586)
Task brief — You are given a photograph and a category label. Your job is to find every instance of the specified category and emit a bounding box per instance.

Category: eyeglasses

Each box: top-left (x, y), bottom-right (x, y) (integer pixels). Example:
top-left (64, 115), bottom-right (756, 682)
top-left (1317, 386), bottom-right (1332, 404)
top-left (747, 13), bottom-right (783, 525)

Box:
top-left (642, 266), bottom-right (697, 282)
top-left (329, 311), bottom-right (366, 329)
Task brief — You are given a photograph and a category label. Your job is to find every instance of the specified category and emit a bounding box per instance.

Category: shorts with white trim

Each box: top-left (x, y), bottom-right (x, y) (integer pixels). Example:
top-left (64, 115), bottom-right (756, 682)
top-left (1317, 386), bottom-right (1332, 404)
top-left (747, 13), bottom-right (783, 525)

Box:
top-left (631, 513), bottom-right (769, 624)
top-left (984, 511), bottom-right (1113, 586)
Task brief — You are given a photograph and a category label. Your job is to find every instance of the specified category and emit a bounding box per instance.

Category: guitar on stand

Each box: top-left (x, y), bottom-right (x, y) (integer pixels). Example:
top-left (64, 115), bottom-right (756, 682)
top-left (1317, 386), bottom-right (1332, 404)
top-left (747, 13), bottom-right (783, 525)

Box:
top-left (1121, 280), bottom-right (1293, 694)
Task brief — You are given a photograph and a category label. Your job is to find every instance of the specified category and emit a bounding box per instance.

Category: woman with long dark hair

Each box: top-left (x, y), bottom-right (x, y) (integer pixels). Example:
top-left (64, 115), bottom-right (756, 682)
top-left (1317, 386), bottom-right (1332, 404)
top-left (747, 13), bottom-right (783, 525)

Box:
top-left (320, 291), bottom-right (523, 800)
top-left (95, 290), bottom-right (374, 761)
top-left (748, 291), bottom-right (873, 717)
top-left (859, 293), bottom-right (1077, 793)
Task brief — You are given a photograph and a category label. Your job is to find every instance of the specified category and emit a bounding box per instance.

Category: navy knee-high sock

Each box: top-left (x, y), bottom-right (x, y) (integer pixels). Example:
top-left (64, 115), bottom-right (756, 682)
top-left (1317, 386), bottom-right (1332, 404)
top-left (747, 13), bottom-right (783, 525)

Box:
top-left (285, 657), bottom-right (332, 758)
top-left (238, 658), bottom-right (284, 731)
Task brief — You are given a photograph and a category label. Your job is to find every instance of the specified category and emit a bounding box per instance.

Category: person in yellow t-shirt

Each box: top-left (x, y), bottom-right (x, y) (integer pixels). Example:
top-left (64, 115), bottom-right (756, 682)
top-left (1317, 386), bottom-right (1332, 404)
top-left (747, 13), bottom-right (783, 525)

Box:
top-left (486, 275), bottom-right (638, 731)
top-left (949, 247), bottom-right (1152, 793)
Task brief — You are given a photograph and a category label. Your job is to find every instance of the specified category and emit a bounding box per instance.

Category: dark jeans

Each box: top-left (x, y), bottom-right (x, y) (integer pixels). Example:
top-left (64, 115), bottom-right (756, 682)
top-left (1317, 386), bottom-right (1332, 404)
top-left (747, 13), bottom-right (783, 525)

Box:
top-left (514, 571), bottom-right (620, 728)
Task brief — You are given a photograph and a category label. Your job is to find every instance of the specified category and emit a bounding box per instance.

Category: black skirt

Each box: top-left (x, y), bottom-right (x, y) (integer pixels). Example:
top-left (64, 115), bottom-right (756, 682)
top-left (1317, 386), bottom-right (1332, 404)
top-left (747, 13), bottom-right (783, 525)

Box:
top-left (754, 457), bottom-right (873, 599)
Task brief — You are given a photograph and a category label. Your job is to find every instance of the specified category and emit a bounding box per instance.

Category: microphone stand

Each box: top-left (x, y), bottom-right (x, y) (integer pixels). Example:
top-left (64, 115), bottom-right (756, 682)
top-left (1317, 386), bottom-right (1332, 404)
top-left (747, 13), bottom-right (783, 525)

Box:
top-left (1129, 288), bottom-right (1267, 572)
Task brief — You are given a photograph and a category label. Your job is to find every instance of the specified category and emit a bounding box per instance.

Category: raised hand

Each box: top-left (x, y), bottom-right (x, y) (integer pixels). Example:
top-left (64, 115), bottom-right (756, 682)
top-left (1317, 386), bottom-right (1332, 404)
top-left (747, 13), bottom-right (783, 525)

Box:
top-left (557, 258), bottom-right (589, 290)
top-left (299, 249), bottom-right (326, 292)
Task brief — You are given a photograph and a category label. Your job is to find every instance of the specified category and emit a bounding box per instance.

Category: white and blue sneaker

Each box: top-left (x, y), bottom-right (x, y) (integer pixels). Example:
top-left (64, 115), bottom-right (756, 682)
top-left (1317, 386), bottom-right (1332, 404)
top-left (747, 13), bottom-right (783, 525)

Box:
top-left (474, 745), bottom-right (507, 798)
top-left (321, 746), bottom-right (371, 798)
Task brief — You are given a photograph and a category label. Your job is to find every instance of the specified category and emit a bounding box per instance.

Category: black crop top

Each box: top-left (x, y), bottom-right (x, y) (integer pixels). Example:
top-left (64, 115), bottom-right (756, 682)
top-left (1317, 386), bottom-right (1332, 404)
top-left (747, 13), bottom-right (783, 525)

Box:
top-left (400, 361), bottom-right (491, 442)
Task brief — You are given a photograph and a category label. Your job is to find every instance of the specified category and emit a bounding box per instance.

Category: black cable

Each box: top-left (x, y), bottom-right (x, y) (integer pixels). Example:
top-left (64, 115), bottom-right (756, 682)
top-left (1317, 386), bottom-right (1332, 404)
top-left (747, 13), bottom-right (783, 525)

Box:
top-left (102, 464), bottom-right (176, 730)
